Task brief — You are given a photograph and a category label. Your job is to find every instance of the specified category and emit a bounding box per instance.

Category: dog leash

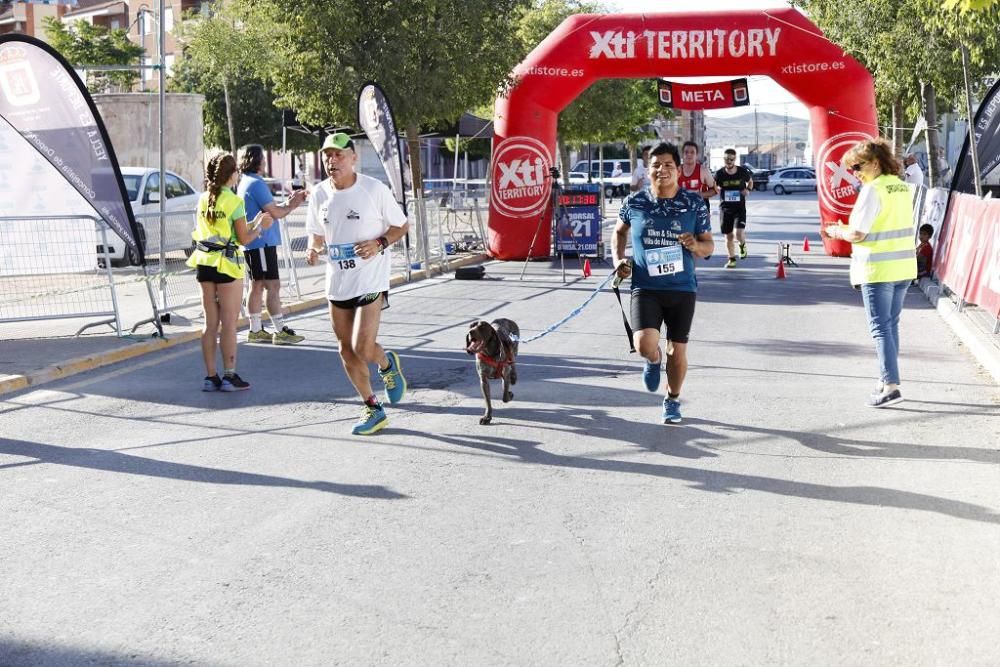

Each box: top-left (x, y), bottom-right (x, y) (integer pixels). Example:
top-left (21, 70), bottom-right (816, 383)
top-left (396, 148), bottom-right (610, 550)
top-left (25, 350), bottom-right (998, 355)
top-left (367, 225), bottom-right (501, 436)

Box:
top-left (509, 269), bottom-right (636, 353)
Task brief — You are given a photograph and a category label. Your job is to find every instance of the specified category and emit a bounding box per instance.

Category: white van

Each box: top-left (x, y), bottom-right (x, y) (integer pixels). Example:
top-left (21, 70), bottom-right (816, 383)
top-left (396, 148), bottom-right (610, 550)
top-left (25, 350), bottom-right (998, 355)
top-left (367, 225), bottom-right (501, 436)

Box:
top-left (570, 159), bottom-right (632, 198)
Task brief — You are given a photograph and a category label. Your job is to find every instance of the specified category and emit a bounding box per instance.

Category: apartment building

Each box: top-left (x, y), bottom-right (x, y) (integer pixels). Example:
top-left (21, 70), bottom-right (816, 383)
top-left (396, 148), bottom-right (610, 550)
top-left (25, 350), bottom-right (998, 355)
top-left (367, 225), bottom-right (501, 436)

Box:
top-left (0, 0), bottom-right (69, 37)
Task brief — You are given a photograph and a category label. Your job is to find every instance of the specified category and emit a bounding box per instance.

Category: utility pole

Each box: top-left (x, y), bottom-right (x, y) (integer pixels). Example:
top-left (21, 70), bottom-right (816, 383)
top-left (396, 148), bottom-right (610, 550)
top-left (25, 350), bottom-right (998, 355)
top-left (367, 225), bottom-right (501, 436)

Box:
top-left (783, 104), bottom-right (789, 165)
top-left (753, 108), bottom-right (759, 167)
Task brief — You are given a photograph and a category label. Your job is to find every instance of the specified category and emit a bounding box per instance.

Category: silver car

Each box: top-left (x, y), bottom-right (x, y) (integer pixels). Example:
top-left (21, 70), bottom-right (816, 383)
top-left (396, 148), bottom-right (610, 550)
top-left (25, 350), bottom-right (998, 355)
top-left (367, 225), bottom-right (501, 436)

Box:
top-left (769, 167), bottom-right (817, 195)
top-left (99, 167), bottom-right (200, 266)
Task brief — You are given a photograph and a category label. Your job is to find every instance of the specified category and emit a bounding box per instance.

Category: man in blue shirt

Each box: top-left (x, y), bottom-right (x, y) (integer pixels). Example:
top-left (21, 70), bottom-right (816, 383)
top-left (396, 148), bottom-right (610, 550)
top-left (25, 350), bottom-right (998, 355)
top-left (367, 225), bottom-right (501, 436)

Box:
top-left (237, 144), bottom-right (308, 344)
top-left (612, 142), bottom-right (714, 424)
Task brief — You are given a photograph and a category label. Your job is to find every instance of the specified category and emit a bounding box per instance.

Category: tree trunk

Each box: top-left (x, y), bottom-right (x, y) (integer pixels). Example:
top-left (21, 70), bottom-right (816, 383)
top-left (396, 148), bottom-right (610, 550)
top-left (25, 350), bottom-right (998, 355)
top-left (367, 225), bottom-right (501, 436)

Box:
top-left (923, 81), bottom-right (940, 188)
top-left (558, 139), bottom-right (571, 187)
top-left (405, 124), bottom-right (431, 270)
top-left (891, 97), bottom-right (904, 155)
top-left (223, 78), bottom-right (236, 156)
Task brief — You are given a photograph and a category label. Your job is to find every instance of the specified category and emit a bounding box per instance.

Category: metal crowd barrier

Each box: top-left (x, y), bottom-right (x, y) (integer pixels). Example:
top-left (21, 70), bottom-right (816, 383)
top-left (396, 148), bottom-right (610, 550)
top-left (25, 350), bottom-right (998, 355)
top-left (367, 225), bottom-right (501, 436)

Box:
top-left (0, 214), bottom-right (124, 336)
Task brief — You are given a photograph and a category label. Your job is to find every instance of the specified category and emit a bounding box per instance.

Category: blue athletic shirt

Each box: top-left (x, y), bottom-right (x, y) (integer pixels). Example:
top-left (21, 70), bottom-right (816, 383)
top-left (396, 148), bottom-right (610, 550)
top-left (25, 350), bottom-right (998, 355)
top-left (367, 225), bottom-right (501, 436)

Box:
top-left (618, 188), bottom-right (710, 292)
top-left (237, 172), bottom-right (278, 249)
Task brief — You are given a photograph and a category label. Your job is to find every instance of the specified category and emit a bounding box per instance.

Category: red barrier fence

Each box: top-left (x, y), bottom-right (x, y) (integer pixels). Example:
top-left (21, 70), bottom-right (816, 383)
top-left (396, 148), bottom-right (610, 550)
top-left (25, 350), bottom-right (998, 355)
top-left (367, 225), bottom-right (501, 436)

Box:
top-left (934, 193), bottom-right (1000, 318)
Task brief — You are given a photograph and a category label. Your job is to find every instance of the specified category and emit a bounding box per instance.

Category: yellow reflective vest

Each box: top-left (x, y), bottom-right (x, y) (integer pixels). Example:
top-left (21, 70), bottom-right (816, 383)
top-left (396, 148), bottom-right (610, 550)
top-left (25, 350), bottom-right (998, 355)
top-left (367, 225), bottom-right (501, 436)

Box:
top-left (186, 188), bottom-right (246, 279)
top-left (850, 174), bottom-right (917, 286)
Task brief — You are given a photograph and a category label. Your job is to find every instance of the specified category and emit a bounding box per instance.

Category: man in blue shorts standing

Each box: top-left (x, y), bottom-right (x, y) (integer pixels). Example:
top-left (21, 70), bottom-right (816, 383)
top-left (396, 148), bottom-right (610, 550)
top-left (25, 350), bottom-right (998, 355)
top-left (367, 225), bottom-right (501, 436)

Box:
top-left (612, 142), bottom-right (714, 424)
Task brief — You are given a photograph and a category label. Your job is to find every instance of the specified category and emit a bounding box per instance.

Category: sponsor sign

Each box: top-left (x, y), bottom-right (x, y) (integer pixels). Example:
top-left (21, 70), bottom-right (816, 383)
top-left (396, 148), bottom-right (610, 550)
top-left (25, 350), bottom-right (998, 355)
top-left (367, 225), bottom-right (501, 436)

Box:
top-left (555, 184), bottom-right (600, 255)
top-left (658, 78), bottom-right (750, 110)
top-left (589, 28), bottom-right (781, 60)
top-left (490, 136), bottom-right (553, 219)
top-left (816, 131), bottom-right (872, 218)
top-left (0, 36), bottom-right (139, 261)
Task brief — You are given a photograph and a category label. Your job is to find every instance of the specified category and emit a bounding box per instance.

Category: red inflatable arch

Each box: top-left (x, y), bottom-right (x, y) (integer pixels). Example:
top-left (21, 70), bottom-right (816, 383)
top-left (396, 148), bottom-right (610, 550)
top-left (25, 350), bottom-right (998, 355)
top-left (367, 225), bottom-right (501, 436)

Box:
top-left (488, 9), bottom-right (876, 259)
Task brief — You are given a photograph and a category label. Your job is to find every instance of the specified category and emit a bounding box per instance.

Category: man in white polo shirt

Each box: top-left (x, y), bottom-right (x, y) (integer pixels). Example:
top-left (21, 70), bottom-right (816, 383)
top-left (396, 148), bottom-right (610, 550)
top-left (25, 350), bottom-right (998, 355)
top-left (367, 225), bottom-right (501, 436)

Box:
top-left (305, 132), bottom-right (410, 435)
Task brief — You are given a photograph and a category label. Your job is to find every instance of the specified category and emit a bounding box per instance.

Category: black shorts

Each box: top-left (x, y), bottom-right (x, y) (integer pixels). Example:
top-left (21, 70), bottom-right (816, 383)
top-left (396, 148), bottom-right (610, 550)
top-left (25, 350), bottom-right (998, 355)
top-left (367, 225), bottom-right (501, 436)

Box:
top-left (720, 206), bottom-right (747, 234)
top-left (330, 291), bottom-right (389, 310)
top-left (244, 245), bottom-right (280, 281)
top-left (630, 289), bottom-right (697, 343)
top-left (196, 265), bottom-right (236, 284)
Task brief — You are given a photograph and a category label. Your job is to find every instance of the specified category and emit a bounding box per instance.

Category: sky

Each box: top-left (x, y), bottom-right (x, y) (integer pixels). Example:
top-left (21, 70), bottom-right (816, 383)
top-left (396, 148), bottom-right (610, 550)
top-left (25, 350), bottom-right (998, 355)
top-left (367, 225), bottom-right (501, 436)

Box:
top-left (607, 0), bottom-right (810, 120)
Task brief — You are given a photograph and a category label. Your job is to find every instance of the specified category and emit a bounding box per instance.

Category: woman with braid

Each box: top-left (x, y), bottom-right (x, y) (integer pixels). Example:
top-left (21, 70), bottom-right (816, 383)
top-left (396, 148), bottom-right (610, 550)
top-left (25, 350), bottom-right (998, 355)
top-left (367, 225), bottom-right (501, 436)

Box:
top-left (187, 154), bottom-right (273, 391)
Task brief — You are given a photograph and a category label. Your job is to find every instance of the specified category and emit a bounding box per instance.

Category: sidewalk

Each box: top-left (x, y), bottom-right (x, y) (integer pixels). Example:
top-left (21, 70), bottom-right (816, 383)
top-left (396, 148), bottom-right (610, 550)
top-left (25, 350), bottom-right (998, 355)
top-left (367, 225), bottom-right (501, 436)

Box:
top-left (0, 252), bottom-right (488, 396)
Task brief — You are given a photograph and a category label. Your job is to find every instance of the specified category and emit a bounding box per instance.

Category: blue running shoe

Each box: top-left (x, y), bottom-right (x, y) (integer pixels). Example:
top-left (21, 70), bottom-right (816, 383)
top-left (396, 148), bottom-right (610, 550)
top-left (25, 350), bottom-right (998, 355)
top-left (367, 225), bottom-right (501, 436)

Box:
top-left (642, 359), bottom-right (661, 392)
top-left (662, 398), bottom-right (682, 424)
top-left (379, 350), bottom-right (407, 404)
top-left (352, 404), bottom-right (388, 435)
top-left (202, 374), bottom-right (222, 392)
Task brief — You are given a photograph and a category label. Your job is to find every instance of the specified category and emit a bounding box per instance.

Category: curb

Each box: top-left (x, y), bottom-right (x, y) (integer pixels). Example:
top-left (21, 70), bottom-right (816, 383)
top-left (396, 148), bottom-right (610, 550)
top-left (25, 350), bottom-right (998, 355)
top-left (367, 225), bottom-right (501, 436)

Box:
top-left (0, 253), bottom-right (490, 397)
top-left (918, 278), bottom-right (1000, 385)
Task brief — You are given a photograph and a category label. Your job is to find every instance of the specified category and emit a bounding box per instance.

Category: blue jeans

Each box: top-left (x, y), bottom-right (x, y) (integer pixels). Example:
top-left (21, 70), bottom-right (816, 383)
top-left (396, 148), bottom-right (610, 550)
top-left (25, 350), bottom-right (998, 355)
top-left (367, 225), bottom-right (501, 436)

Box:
top-left (860, 280), bottom-right (909, 385)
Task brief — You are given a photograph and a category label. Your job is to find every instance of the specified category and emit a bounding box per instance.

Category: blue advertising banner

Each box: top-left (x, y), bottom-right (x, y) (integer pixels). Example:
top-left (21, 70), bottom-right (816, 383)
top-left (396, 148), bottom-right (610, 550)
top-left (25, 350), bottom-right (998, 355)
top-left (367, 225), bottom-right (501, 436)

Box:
top-left (0, 35), bottom-right (139, 261)
top-left (555, 184), bottom-right (601, 255)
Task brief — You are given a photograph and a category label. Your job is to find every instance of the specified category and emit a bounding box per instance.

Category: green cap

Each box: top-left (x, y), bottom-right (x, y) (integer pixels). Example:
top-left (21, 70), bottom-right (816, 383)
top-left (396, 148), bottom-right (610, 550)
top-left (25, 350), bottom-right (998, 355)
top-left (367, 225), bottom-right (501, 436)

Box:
top-left (321, 132), bottom-right (355, 152)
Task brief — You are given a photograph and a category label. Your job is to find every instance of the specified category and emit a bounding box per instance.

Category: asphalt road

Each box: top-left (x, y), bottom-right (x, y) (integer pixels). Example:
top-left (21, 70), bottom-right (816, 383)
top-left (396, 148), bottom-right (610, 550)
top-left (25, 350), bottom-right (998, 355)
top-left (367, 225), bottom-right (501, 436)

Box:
top-left (2, 195), bottom-right (998, 666)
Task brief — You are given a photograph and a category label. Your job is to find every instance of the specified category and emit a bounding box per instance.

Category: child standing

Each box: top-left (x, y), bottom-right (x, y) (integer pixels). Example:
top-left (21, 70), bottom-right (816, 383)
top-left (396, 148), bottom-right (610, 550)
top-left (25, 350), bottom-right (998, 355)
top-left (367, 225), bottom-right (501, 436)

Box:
top-left (916, 223), bottom-right (934, 280)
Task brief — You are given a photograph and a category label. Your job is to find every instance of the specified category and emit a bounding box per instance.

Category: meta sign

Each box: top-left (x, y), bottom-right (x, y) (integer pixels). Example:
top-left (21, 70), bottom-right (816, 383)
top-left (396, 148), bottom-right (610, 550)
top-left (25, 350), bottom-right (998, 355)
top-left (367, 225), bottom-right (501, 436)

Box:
top-left (658, 78), bottom-right (750, 110)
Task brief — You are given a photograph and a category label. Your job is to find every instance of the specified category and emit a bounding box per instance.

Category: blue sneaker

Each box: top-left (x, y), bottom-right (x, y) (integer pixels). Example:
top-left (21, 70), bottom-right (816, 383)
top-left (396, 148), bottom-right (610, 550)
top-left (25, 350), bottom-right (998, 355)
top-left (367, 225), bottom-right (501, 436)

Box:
top-left (202, 374), bottom-right (222, 392)
top-left (642, 359), bottom-right (661, 392)
top-left (379, 350), bottom-right (407, 404)
top-left (352, 404), bottom-right (388, 435)
top-left (662, 398), bottom-right (682, 424)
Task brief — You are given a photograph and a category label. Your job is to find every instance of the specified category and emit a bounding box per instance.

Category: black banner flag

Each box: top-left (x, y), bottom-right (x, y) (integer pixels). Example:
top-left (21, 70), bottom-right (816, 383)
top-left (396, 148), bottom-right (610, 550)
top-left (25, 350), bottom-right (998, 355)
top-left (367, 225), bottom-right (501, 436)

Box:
top-left (357, 82), bottom-right (407, 215)
top-left (0, 35), bottom-right (141, 262)
top-left (951, 77), bottom-right (1000, 196)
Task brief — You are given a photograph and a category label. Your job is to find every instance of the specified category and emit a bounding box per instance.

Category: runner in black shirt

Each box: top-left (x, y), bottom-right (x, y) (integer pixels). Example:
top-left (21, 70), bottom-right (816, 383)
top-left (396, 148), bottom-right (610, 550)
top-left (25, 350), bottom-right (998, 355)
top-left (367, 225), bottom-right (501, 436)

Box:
top-left (713, 148), bottom-right (754, 269)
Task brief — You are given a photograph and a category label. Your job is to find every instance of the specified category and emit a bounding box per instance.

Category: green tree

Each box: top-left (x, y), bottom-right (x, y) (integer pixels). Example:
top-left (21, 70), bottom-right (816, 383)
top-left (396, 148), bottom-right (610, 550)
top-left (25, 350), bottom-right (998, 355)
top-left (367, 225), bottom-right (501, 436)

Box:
top-left (236, 0), bottom-right (532, 193)
top-left (42, 17), bottom-right (143, 93)
top-left (791, 0), bottom-right (999, 186)
top-left (169, 51), bottom-right (320, 154)
top-left (172, 4), bottom-right (258, 155)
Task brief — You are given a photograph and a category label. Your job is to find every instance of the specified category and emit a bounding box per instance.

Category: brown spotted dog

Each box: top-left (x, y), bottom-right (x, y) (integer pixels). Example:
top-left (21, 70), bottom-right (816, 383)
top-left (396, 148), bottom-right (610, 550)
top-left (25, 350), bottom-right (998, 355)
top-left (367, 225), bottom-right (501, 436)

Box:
top-left (464, 319), bottom-right (520, 425)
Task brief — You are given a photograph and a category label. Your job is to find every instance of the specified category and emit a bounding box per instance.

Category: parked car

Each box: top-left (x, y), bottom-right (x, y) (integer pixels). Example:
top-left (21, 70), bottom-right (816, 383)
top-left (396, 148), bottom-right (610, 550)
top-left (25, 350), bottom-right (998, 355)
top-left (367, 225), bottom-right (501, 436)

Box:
top-left (567, 171), bottom-right (589, 184)
top-left (570, 159), bottom-right (632, 198)
top-left (769, 167), bottom-right (818, 195)
top-left (98, 167), bottom-right (200, 266)
top-left (751, 168), bottom-right (771, 191)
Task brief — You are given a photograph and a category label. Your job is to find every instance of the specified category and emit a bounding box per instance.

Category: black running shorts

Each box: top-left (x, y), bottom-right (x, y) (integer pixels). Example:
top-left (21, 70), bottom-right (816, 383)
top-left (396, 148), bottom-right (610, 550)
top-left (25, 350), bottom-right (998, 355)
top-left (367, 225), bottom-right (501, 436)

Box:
top-left (196, 265), bottom-right (236, 284)
top-left (330, 291), bottom-right (389, 310)
top-left (720, 206), bottom-right (747, 234)
top-left (630, 289), bottom-right (697, 343)
top-left (244, 245), bottom-right (280, 281)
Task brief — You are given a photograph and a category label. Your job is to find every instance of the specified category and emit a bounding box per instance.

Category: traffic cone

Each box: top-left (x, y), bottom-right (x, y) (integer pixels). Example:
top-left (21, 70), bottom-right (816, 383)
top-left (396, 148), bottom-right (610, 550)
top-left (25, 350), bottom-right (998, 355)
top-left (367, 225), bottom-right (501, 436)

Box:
top-left (582, 258), bottom-right (592, 277)
top-left (802, 236), bottom-right (811, 252)
top-left (775, 260), bottom-right (786, 279)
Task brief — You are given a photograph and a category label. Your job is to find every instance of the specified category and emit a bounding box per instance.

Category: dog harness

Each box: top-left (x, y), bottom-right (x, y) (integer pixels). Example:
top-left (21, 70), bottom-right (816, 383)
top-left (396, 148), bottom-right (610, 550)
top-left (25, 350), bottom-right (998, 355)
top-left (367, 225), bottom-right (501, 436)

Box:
top-left (477, 335), bottom-right (515, 379)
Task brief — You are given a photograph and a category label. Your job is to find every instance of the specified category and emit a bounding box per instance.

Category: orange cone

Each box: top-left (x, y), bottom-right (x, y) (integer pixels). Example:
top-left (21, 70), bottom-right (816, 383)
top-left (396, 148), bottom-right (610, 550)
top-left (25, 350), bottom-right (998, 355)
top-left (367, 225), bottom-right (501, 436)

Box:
top-left (802, 236), bottom-right (811, 252)
top-left (775, 260), bottom-right (786, 279)
top-left (582, 258), bottom-right (592, 277)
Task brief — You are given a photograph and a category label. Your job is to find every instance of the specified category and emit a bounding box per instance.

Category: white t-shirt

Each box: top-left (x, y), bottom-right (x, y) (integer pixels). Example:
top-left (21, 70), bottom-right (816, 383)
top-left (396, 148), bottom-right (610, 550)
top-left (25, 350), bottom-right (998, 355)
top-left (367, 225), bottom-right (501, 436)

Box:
top-left (904, 163), bottom-right (924, 187)
top-left (305, 173), bottom-right (407, 300)
top-left (631, 160), bottom-right (649, 189)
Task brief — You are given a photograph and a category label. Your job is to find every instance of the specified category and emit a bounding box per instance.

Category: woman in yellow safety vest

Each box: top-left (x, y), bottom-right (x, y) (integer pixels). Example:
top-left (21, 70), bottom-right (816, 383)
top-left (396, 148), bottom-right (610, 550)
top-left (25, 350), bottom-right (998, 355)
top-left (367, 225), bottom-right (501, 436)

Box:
top-left (823, 138), bottom-right (917, 408)
top-left (187, 153), bottom-right (273, 391)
